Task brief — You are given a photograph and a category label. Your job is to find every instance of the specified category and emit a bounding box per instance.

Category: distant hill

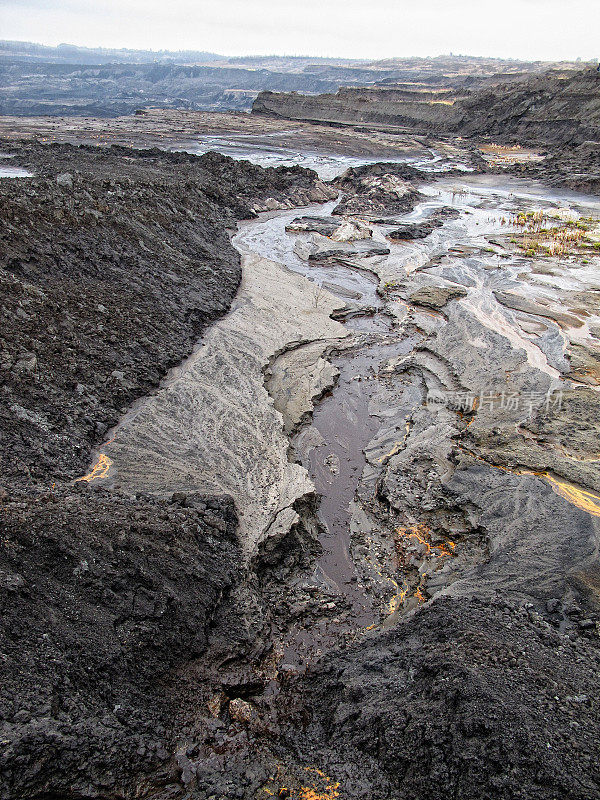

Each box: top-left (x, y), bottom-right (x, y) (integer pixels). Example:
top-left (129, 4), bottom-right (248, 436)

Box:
top-left (0, 40), bottom-right (223, 65)
top-left (0, 41), bottom-right (588, 117)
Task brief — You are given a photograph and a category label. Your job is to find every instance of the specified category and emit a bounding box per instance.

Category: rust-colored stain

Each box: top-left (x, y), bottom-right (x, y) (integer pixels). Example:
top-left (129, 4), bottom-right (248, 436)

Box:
top-left (391, 522), bottom-right (456, 609)
top-left (77, 453), bottom-right (112, 482)
top-left (462, 447), bottom-right (600, 518)
top-left (260, 765), bottom-right (341, 800)
top-left (299, 768), bottom-right (340, 800)
top-left (376, 417), bottom-right (412, 463)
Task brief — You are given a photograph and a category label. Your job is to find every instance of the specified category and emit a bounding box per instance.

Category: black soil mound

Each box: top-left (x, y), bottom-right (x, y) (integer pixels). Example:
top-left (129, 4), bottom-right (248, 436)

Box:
top-left (0, 485), bottom-right (240, 799)
top-left (282, 596), bottom-right (600, 800)
top-left (0, 143), bottom-right (327, 485)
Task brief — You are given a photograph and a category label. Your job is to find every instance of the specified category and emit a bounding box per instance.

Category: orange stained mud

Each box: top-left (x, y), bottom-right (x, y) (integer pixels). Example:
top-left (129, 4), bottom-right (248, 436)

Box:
top-left (376, 417), bottom-right (412, 463)
top-left (77, 453), bottom-right (112, 482)
top-left (545, 474), bottom-right (600, 518)
top-left (462, 447), bottom-right (600, 518)
top-left (261, 766), bottom-right (340, 800)
top-left (386, 581), bottom-right (408, 616)
top-left (381, 523), bottom-right (457, 614)
top-left (299, 768), bottom-right (340, 800)
top-left (395, 523), bottom-right (456, 558)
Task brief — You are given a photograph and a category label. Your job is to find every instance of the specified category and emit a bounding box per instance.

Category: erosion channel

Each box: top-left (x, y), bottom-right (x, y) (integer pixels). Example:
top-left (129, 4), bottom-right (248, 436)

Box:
top-left (81, 155), bottom-right (600, 684)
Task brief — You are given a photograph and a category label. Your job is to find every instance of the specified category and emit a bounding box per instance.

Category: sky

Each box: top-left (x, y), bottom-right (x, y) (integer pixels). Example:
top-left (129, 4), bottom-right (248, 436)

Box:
top-left (1, 0), bottom-right (598, 62)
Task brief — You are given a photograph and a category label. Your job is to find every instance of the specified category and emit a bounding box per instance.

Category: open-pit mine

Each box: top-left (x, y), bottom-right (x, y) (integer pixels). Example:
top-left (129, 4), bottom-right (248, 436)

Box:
top-left (1, 66), bottom-right (600, 800)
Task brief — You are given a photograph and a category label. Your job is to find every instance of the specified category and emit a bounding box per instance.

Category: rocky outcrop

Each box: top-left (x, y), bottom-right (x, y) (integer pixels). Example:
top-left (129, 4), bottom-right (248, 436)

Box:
top-left (331, 161), bottom-right (424, 217)
top-left (386, 206), bottom-right (461, 240)
top-left (408, 284), bottom-right (468, 309)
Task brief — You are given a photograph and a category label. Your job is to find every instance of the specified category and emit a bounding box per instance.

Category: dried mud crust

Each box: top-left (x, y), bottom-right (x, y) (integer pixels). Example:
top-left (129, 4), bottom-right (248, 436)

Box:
top-left (0, 142), bottom-right (334, 485)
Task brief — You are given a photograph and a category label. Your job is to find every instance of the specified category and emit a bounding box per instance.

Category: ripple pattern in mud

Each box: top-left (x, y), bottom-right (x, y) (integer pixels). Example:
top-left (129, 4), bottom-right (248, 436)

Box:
top-left (94, 253), bottom-right (347, 556)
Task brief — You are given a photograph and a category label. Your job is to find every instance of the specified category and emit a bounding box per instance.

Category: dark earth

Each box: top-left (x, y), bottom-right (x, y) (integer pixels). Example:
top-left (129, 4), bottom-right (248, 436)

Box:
top-left (1, 71), bottom-right (600, 800)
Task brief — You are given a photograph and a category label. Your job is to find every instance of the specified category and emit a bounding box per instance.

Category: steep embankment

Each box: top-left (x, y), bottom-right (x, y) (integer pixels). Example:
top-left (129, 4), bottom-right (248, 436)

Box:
top-left (253, 84), bottom-right (463, 130)
top-left (0, 143), bottom-right (333, 485)
top-left (457, 68), bottom-right (600, 145)
top-left (253, 68), bottom-right (600, 146)
top-left (0, 142), bottom-right (335, 799)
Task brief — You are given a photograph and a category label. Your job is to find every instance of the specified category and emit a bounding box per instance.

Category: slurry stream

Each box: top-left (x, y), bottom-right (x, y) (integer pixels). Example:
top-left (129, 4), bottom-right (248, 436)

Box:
top-left (231, 169), bottom-right (600, 661)
top-left (174, 136), bottom-right (473, 179)
top-left (78, 151), bottom-right (600, 665)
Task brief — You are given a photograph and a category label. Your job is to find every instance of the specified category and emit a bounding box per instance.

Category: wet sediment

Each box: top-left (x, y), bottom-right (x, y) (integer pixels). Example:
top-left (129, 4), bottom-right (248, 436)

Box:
top-left (2, 139), bottom-right (600, 799)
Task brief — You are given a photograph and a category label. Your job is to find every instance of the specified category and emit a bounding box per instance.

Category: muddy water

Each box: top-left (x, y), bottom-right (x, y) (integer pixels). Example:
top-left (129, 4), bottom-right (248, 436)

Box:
top-left (0, 166), bottom-right (33, 178)
top-left (235, 204), bottom-right (415, 633)
top-left (232, 171), bottom-right (600, 660)
top-left (175, 136), bottom-right (473, 180)
top-left (292, 338), bottom-right (416, 616)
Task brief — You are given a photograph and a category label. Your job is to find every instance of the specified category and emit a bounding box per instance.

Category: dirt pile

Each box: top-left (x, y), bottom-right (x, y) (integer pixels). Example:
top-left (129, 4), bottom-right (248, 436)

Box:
top-left (280, 596), bottom-right (600, 800)
top-left (331, 162), bottom-right (424, 217)
top-left (0, 143), bottom-right (334, 485)
top-left (0, 486), bottom-right (242, 799)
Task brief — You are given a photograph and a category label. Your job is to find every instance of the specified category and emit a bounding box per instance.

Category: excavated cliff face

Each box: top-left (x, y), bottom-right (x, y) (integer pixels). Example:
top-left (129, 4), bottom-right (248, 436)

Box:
top-left (252, 85), bottom-right (463, 130)
top-left (456, 68), bottom-right (600, 145)
top-left (253, 69), bottom-right (600, 197)
top-left (253, 69), bottom-right (600, 146)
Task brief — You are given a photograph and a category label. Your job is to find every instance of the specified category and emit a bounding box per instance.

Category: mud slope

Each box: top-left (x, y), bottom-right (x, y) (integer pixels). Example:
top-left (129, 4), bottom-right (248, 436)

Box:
top-left (282, 596), bottom-right (600, 800)
top-left (0, 141), bottom-right (335, 799)
top-left (0, 142), bottom-right (334, 484)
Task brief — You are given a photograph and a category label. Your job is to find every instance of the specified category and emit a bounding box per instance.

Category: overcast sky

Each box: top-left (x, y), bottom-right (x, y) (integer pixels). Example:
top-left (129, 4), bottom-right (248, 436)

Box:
top-left (2, 0), bottom-right (598, 61)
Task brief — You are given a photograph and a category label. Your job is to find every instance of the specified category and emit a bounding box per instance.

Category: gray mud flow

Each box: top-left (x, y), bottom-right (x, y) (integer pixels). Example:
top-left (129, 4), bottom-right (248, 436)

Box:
top-left (232, 171), bottom-right (600, 666)
top-left (234, 203), bottom-right (421, 662)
